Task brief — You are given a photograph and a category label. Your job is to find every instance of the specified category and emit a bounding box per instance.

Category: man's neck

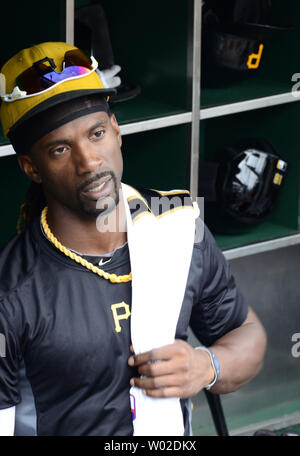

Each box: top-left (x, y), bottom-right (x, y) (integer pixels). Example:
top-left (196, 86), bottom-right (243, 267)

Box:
top-left (45, 194), bottom-right (127, 256)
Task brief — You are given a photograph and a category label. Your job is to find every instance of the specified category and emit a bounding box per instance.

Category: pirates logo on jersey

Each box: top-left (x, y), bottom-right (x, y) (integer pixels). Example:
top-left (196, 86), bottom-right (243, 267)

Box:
top-left (111, 301), bottom-right (131, 333)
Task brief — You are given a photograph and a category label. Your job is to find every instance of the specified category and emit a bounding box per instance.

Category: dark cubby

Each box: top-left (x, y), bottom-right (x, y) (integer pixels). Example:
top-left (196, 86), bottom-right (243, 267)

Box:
top-left (75, 0), bottom-right (191, 124)
top-left (201, 0), bottom-right (299, 108)
top-left (122, 124), bottom-right (190, 191)
top-left (0, 0), bottom-right (66, 144)
top-left (199, 103), bottom-right (300, 250)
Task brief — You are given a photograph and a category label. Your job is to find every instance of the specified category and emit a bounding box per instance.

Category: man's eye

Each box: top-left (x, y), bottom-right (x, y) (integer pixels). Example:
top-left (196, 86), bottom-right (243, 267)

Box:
top-left (52, 146), bottom-right (68, 155)
top-left (92, 129), bottom-right (105, 139)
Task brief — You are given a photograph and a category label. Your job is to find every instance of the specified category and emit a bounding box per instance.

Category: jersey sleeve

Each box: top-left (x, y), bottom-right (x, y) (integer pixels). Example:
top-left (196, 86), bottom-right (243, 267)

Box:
top-left (189, 222), bottom-right (248, 347)
top-left (0, 300), bottom-right (21, 409)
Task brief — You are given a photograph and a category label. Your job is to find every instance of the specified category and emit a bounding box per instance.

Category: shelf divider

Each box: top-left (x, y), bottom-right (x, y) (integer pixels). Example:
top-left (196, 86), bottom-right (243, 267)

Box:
top-left (0, 145), bottom-right (15, 157)
top-left (189, 0), bottom-right (202, 201)
top-left (66, 0), bottom-right (74, 45)
top-left (223, 233), bottom-right (300, 260)
top-left (119, 112), bottom-right (192, 136)
top-left (201, 92), bottom-right (300, 120)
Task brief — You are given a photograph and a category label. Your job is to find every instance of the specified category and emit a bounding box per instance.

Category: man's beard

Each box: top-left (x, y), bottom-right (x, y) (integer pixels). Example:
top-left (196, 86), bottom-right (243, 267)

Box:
top-left (76, 170), bottom-right (120, 218)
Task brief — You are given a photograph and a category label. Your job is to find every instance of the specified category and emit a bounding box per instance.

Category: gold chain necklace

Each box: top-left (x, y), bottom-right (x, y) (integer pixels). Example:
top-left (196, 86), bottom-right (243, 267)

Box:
top-left (41, 206), bottom-right (132, 283)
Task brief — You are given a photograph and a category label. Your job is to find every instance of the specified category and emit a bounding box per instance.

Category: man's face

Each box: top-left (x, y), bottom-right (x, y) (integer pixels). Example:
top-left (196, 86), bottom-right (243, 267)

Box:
top-left (19, 110), bottom-right (123, 218)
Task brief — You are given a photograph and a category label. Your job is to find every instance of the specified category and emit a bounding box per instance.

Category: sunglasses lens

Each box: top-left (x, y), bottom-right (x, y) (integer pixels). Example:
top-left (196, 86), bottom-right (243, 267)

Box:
top-left (64, 49), bottom-right (93, 69)
top-left (41, 66), bottom-right (90, 85)
top-left (15, 50), bottom-right (94, 96)
top-left (16, 63), bottom-right (50, 94)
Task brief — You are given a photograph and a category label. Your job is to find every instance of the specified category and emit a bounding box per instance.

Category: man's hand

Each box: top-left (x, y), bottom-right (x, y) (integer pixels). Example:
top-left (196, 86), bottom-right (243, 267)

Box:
top-left (128, 339), bottom-right (215, 399)
top-left (128, 308), bottom-right (267, 398)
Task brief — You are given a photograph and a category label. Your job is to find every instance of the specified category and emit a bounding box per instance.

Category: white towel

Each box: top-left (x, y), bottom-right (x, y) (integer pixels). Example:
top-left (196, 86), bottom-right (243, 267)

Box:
top-left (122, 184), bottom-right (198, 436)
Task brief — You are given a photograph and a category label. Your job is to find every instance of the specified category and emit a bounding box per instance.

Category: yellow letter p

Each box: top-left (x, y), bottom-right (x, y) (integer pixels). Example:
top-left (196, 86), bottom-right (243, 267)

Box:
top-left (111, 302), bottom-right (131, 333)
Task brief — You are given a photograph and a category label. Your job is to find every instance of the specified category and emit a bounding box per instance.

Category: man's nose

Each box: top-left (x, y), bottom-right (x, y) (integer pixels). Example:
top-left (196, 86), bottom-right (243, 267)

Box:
top-left (73, 142), bottom-right (103, 175)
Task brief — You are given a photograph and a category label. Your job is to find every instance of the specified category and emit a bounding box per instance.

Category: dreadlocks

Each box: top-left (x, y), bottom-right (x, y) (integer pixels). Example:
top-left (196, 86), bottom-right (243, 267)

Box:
top-left (17, 182), bottom-right (46, 234)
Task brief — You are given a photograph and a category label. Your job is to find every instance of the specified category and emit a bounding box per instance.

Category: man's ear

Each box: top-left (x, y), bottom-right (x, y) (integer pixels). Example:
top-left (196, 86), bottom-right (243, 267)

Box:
top-left (110, 113), bottom-right (122, 147)
top-left (17, 154), bottom-right (42, 184)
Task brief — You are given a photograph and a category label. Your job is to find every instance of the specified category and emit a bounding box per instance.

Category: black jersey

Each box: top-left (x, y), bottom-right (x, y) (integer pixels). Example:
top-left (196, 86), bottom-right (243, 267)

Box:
top-left (0, 214), bottom-right (248, 436)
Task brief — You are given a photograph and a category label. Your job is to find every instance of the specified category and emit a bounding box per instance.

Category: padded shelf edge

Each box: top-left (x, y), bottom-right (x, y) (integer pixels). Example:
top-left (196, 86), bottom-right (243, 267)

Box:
top-left (119, 112), bottom-right (192, 135)
top-left (200, 92), bottom-right (300, 120)
top-left (0, 145), bottom-right (15, 157)
top-left (223, 233), bottom-right (300, 260)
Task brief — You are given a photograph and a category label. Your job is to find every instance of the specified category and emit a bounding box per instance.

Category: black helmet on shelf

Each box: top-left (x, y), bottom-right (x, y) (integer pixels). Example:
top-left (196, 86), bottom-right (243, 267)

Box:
top-left (198, 137), bottom-right (288, 233)
top-left (202, 0), bottom-right (293, 85)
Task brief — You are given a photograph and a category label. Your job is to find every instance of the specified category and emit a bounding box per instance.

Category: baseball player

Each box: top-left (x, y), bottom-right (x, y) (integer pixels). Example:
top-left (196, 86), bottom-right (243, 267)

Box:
top-left (0, 42), bottom-right (266, 436)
